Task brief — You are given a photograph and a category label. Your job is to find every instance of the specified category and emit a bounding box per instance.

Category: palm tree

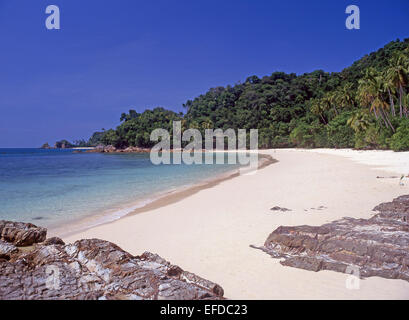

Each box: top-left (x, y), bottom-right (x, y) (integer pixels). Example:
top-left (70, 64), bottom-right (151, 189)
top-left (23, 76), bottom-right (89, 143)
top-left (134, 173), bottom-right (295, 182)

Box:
top-left (330, 91), bottom-right (341, 115)
top-left (372, 76), bottom-right (395, 131)
top-left (347, 110), bottom-right (371, 133)
top-left (320, 92), bottom-right (338, 117)
top-left (404, 92), bottom-right (409, 115)
top-left (339, 83), bottom-right (356, 109)
top-left (357, 69), bottom-right (377, 116)
top-left (201, 119), bottom-right (214, 130)
top-left (382, 76), bottom-right (397, 117)
top-left (358, 70), bottom-right (395, 131)
top-left (386, 53), bottom-right (409, 118)
top-left (310, 98), bottom-right (327, 124)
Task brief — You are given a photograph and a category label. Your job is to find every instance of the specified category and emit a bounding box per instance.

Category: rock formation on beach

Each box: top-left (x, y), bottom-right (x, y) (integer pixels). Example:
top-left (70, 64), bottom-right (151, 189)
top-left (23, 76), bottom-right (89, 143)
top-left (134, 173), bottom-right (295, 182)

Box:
top-left (40, 143), bottom-right (51, 149)
top-left (0, 221), bottom-right (224, 300)
top-left (86, 145), bottom-right (151, 153)
top-left (254, 195), bottom-right (409, 282)
top-left (0, 221), bottom-right (47, 246)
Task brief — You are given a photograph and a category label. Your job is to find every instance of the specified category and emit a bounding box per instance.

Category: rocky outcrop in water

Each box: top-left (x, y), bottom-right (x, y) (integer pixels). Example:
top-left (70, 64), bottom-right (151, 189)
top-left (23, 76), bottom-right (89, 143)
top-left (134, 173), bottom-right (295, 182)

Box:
top-left (0, 221), bottom-right (224, 300)
top-left (87, 145), bottom-right (150, 153)
top-left (254, 195), bottom-right (409, 282)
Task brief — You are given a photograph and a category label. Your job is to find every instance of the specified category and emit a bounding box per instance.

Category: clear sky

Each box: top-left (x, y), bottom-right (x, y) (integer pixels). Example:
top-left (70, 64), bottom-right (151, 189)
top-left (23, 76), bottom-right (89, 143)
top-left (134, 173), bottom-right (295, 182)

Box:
top-left (0, 0), bottom-right (408, 147)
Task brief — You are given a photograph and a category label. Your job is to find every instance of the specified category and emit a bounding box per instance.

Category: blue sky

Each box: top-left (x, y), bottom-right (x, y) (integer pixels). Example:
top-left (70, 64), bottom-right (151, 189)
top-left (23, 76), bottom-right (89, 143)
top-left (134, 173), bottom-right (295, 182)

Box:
top-left (0, 0), bottom-right (408, 147)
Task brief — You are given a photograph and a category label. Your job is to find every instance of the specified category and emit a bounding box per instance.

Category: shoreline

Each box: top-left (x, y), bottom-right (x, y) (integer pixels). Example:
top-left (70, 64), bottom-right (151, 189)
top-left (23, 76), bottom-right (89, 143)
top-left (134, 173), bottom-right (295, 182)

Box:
top-left (51, 153), bottom-right (276, 238)
top-left (64, 148), bottom-right (409, 299)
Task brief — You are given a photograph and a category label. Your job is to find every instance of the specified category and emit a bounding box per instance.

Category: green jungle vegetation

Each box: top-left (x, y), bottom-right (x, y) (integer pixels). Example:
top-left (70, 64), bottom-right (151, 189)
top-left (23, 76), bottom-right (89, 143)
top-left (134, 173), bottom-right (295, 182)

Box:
top-left (70, 39), bottom-right (409, 151)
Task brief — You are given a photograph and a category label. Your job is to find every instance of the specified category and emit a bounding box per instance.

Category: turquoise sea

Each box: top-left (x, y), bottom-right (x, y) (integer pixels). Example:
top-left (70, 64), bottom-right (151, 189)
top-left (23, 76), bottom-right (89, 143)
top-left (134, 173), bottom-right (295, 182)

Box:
top-left (0, 148), bottom-right (240, 229)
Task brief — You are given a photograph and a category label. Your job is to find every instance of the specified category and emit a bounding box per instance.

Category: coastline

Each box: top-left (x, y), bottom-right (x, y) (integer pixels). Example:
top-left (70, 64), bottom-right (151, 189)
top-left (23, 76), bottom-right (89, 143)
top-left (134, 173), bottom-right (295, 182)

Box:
top-left (63, 149), bottom-right (409, 299)
top-left (51, 153), bottom-right (276, 238)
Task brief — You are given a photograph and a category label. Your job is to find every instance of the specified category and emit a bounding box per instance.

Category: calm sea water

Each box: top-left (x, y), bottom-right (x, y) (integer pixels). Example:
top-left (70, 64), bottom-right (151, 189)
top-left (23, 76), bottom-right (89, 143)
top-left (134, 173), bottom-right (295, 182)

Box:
top-left (0, 148), bottom-right (240, 228)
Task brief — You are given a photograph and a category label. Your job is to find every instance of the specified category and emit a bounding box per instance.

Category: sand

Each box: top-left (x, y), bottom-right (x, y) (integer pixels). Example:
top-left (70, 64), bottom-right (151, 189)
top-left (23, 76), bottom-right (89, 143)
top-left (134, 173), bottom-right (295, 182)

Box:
top-left (63, 149), bottom-right (409, 299)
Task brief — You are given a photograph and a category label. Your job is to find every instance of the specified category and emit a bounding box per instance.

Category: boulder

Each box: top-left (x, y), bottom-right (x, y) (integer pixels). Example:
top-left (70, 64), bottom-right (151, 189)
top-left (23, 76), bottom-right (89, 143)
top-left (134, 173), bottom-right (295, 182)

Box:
top-left (0, 221), bottom-right (224, 300)
top-left (254, 195), bottom-right (409, 282)
top-left (43, 237), bottom-right (65, 246)
top-left (86, 145), bottom-right (150, 153)
top-left (120, 146), bottom-right (150, 153)
top-left (0, 221), bottom-right (47, 247)
top-left (103, 145), bottom-right (117, 153)
top-left (0, 240), bottom-right (18, 260)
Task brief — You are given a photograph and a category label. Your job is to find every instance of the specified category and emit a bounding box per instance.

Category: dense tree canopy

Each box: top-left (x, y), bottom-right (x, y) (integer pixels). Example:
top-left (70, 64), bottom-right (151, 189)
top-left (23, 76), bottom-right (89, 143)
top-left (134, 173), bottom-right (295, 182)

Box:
top-left (101, 107), bottom-right (183, 148)
top-left (180, 38), bottom-right (409, 151)
top-left (71, 38), bottom-right (409, 151)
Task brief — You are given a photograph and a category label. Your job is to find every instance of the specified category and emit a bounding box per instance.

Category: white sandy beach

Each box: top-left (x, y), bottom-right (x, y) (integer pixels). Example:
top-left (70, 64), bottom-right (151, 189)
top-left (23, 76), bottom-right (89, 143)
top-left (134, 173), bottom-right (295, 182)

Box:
top-left (64, 149), bottom-right (409, 300)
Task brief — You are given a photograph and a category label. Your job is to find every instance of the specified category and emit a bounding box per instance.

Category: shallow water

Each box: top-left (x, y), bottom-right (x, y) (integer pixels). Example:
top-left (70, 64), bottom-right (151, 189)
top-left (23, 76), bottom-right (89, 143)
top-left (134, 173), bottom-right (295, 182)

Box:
top-left (0, 148), bottom-right (240, 228)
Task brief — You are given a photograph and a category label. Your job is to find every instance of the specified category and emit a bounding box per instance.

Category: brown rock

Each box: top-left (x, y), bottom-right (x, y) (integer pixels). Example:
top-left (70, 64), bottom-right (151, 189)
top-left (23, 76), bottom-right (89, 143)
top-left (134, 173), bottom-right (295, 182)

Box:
top-left (0, 222), bottom-right (224, 300)
top-left (103, 145), bottom-right (117, 153)
top-left (0, 240), bottom-right (19, 260)
top-left (0, 221), bottom-right (46, 247)
top-left (254, 195), bottom-right (409, 282)
top-left (270, 206), bottom-right (292, 212)
top-left (43, 237), bottom-right (65, 246)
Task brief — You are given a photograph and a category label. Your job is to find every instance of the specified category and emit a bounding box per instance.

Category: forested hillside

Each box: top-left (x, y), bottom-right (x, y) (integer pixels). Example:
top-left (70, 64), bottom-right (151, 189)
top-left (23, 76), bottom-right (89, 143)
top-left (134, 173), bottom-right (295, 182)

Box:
top-left (89, 38), bottom-right (409, 151)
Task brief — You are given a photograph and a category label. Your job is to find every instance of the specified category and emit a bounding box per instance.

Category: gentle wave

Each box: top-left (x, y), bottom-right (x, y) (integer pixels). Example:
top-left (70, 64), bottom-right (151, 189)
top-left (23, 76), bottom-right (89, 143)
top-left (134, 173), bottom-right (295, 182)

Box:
top-left (0, 148), bottom-right (241, 230)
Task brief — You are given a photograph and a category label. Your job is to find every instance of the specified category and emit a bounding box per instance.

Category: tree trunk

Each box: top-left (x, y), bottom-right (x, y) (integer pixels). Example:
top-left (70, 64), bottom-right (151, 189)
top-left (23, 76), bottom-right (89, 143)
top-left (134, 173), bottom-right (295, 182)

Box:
top-left (387, 88), bottom-right (396, 117)
top-left (373, 108), bottom-right (378, 120)
top-left (401, 84), bottom-right (408, 118)
top-left (377, 107), bottom-right (389, 129)
top-left (399, 84), bottom-right (403, 118)
top-left (380, 108), bottom-right (395, 132)
top-left (320, 113), bottom-right (327, 125)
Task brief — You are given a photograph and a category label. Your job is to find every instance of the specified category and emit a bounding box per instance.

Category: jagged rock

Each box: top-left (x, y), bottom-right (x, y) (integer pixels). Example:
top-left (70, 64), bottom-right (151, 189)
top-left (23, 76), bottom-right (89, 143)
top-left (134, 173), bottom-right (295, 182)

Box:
top-left (123, 147), bottom-right (134, 153)
top-left (95, 144), bottom-right (105, 152)
top-left (0, 221), bottom-right (47, 246)
top-left (103, 145), bottom-right (117, 153)
top-left (254, 195), bottom-right (409, 282)
top-left (0, 240), bottom-right (19, 260)
top-left (123, 146), bottom-right (144, 153)
top-left (43, 237), bottom-right (65, 246)
top-left (85, 145), bottom-right (117, 153)
top-left (122, 146), bottom-right (150, 153)
top-left (86, 145), bottom-right (150, 154)
top-left (0, 221), bottom-right (224, 300)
